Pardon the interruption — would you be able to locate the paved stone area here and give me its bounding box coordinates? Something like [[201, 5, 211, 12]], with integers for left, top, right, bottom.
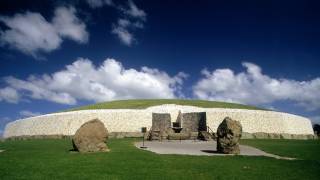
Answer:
[[135, 140, 295, 160]]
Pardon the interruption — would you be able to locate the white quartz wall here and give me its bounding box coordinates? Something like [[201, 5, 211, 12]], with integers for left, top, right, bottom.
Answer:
[[3, 104, 314, 138]]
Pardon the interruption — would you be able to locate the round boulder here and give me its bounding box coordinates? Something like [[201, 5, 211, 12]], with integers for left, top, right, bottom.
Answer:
[[72, 119, 109, 153], [216, 117, 242, 154]]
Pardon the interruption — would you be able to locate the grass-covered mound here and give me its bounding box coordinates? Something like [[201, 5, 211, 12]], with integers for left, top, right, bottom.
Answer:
[[67, 99, 265, 111], [0, 139, 319, 179]]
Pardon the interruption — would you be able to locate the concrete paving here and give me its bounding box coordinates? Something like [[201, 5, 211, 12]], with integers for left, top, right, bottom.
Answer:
[[135, 140, 295, 160]]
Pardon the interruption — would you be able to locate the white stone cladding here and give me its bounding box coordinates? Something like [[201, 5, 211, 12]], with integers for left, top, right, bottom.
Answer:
[[3, 104, 314, 138]]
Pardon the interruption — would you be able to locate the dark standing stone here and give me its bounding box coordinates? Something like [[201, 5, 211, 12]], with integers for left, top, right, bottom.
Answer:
[[152, 113, 171, 131], [216, 117, 242, 154], [181, 112, 207, 133], [149, 113, 172, 140], [72, 119, 109, 153]]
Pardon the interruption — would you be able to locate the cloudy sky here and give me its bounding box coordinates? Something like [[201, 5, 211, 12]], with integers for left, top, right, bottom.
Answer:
[[0, 0, 320, 134]]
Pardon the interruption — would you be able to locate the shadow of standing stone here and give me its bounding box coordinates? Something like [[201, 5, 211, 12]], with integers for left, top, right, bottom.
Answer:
[[72, 119, 109, 153], [217, 117, 242, 154]]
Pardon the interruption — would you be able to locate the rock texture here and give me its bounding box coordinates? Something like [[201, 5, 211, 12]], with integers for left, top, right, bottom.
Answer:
[[167, 132, 190, 140], [180, 112, 207, 133], [199, 131, 214, 141], [149, 113, 173, 140], [152, 113, 171, 132], [72, 119, 109, 153], [217, 117, 242, 154]]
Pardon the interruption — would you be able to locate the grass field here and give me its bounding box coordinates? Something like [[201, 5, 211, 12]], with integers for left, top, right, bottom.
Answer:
[[66, 99, 265, 111], [0, 138, 319, 180]]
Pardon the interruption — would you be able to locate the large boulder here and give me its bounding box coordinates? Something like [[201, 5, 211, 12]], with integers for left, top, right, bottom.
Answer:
[[72, 119, 109, 153], [216, 117, 242, 154]]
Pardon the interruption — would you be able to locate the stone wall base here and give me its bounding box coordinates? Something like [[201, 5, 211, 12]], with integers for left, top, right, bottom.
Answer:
[[4, 132, 145, 141], [5, 135, 73, 140], [3, 132, 318, 140], [242, 132, 318, 140]]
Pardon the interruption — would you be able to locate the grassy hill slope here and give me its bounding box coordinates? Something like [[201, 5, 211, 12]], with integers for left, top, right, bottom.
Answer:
[[66, 99, 266, 111]]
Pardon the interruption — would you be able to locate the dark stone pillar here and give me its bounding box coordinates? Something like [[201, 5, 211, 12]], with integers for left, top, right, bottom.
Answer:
[[150, 113, 172, 140], [152, 113, 171, 131], [181, 112, 207, 133]]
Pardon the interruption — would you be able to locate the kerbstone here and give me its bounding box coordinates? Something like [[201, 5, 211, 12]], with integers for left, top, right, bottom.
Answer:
[[217, 117, 242, 154], [72, 119, 109, 153]]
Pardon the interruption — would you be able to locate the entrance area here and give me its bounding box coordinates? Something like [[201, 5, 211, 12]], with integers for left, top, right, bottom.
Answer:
[[147, 111, 215, 141]]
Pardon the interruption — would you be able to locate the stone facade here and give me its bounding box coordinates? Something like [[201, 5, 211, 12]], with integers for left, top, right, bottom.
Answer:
[[149, 113, 173, 140], [3, 104, 314, 139], [180, 112, 207, 133], [151, 113, 171, 132]]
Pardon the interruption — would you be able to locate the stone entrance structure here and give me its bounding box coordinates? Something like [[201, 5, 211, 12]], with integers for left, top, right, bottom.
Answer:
[[148, 111, 212, 141], [149, 113, 173, 140], [179, 112, 207, 133]]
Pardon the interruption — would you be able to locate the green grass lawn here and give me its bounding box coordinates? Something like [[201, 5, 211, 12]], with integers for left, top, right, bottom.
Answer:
[[0, 138, 319, 180], [240, 139, 320, 161], [66, 99, 265, 112]]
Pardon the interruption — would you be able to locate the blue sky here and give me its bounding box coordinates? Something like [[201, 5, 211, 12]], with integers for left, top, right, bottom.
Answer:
[[0, 0, 320, 135]]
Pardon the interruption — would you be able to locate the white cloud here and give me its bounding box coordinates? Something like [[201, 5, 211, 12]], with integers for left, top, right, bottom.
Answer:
[[52, 7, 89, 43], [4, 77, 77, 105], [2, 58, 187, 105], [118, 18, 131, 27], [0, 6, 88, 58], [123, 0, 146, 20], [193, 62, 320, 111], [19, 110, 42, 118], [86, 0, 113, 8], [0, 87, 19, 103], [0, 12, 61, 57], [85, 0, 146, 46], [111, 25, 134, 46], [111, 1, 146, 46]]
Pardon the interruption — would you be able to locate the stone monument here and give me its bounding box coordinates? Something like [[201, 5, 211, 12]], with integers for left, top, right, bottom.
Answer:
[[72, 119, 109, 153], [216, 117, 242, 154]]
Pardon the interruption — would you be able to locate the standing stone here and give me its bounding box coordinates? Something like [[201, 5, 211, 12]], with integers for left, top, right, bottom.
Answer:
[[217, 117, 242, 154], [150, 113, 172, 140], [180, 112, 207, 133], [152, 113, 171, 132], [72, 119, 109, 153]]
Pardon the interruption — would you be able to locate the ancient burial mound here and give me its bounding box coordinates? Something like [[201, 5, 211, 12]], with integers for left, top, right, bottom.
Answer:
[[72, 119, 109, 153], [3, 99, 315, 140], [217, 117, 242, 154]]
